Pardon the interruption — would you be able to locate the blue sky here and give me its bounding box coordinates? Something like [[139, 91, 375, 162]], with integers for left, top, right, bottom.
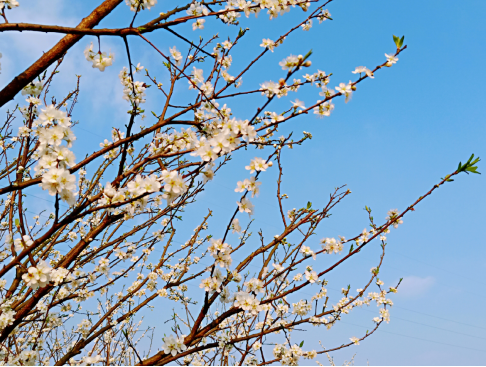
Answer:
[[1, 0, 485, 365]]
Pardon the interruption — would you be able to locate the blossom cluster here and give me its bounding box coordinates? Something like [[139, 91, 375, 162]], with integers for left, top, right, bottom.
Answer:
[[273, 343, 317, 366], [199, 267, 226, 293], [100, 169, 187, 212], [199, 250, 267, 316], [245, 157, 270, 173], [152, 127, 197, 156], [279, 54, 310, 71], [15, 99, 80, 206], [317, 8, 331, 23], [386, 208, 404, 228], [84, 43, 114, 72], [234, 291, 262, 315], [5, 234, 33, 253], [21, 261, 70, 289], [187, 1, 208, 29], [119, 67, 146, 106], [20, 80, 43, 97], [208, 238, 232, 268], [235, 177, 261, 197], [292, 299, 312, 316], [320, 237, 344, 254], [162, 334, 187, 356], [169, 46, 183, 66], [125, 0, 157, 11], [233, 156, 272, 216], [215, 0, 314, 24], [0, 308, 15, 332], [192, 115, 256, 162]]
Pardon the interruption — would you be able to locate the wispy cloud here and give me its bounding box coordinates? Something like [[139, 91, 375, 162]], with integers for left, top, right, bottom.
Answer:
[[397, 275, 435, 298], [0, 0, 77, 86]]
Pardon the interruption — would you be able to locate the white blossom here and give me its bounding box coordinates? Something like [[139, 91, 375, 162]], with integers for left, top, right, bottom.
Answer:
[[125, 0, 157, 11], [0, 0, 20, 10], [237, 197, 254, 215], [84, 43, 114, 72], [162, 334, 187, 356]]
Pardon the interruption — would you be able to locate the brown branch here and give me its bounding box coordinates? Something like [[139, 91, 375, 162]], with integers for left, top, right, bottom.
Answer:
[[0, 23, 138, 36]]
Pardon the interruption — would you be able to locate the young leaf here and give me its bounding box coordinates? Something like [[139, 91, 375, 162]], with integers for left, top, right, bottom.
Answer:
[[457, 154, 481, 175], [303, 49, 313, 61], [441, 174, 454, 182], [299, 340, 304, 347], [393, 35, 405, 49], [238, 27, 249, 37]]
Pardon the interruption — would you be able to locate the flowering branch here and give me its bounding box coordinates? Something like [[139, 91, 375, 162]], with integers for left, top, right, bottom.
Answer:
[[0, 1, 478, 366]]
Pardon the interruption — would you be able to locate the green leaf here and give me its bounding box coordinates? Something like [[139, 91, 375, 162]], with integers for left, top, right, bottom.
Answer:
[[466, 167, 479, 174], [457, 154, 481, 175], [393, 35, 405, 49], [299, 340, 304, 347], [238, 27, 249, 37], [303, 49, 313, 61], [441, 174, 454, 182], [349, 244, 354, 253], [14, 219, 19, 227], [306, 201, 312, 209]]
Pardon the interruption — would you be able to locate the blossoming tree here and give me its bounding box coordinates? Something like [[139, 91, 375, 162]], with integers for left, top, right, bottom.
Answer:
[[0, 0, 480, 365]]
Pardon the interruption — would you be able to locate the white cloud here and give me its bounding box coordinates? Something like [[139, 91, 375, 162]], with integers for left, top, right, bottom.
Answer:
[[0, 0, 77, 86], [396, 275, 435, 298], [0, 0, 127, 120]]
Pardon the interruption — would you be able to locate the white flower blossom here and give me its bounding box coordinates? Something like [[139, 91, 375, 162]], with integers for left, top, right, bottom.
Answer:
[[84, 43, 114, 72], [385, 53, 399, 66], [162, 334, 187, 356], [237, 197, 254, 215], [125, 0, 157, 11], [0, 0, 20, 10]]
